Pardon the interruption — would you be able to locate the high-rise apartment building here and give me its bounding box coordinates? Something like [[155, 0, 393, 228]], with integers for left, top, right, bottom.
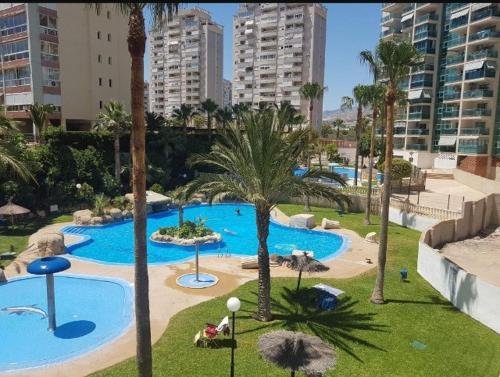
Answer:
[[0, 3, 131, 137], [232, 3, 327, 131], [380, 3, 500, 179], [223, 78, 232, 108], [144, 81, 150, 113], [149, 8, 223, 117]]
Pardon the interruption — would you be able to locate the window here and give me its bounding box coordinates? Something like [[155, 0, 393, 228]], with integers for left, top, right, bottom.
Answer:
[[98, 77, 102, 86], [97, 31, 101, 39], [108, 79, 112, 87], [39, 14, 57, 29], [106, 10, 110, 19], [107, 33, 111, 42], [0, 66, 31, 87], [40, 40, 58, 55], [108, 56, 112, 64], [0, 12, 27, 37], [98, 54, 101, 63], [42, 67, 60, 87], [1, 39, 29, 62], [99, 100, 103, 109]]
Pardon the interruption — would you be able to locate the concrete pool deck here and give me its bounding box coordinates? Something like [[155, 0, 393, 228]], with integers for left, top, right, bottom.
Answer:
[[1, 208, 377, 377]]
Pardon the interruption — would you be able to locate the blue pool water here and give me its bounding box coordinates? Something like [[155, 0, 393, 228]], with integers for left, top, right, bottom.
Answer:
[[63, 204, 347, 265], [0, 275, 132, 371], [330, 166, 383, 181], [293, 167, 309, 176]]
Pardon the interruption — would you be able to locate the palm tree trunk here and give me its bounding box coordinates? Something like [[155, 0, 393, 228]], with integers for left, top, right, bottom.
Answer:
[[336, 125, 340, 140], [128, 7, 152, 377], [371, 95, 394, 305], [207, 113, 212, 143], [364, 109, 378, 225], [354, 106, 362, 186], [114, 135, 121, 182], [318, 149, 322, 172], [256, 203, 272, 321], [295, 269, 303, 295], [178, 205, 184, 227]]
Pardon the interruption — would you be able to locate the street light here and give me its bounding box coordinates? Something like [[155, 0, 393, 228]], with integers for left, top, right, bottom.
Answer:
[[227, 297, 241, 377]]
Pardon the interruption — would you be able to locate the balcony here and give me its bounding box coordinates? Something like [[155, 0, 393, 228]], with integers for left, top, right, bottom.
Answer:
[[410, 79, 433, 88], [439, 128, 458, 135], [448, 3, 468, 13], [394, 127, 406, 135], [406, 144, 428, 151], [458, 143, 488, 154], [470, 7, 500, 23], [450, 17, 468, 30], [467, 49, 498, 61], [414, 46, 435, 54], [459, 127, 489, 135], [445, 54, 464, 66], [443, 91, 461, 100], [443, 74, 462, 84], [415, 13, 439, 25], [441, 109, 460, 118], [411, 63, 434, 73], [464, 69, 496, 81], [381, 14, 400, 24], [408, 111, 431, 120], [447, 36, 467, 48], [469, 30, 500, 43], [462, 108, 492, 117], [398, 80, 409, 90], [394, 142, 405, 149], [463, 89, 494, 99], [407, 128, 430, 135], [381, 27, 402, 39], [414, 30, 437, 41]]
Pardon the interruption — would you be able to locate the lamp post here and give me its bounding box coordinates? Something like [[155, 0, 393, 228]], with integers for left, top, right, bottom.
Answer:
[[76, 183, 82, 209], [407, 153, 414, 201], [227, 297, 241, 377]]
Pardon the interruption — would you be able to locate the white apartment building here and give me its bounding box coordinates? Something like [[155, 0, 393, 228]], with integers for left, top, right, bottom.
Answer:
[[381, 3, 500, 179], [0, 3, 131, 136], [149, 8, 223, 117], [144, 81, 150, 112], [223, 78, 232, 108], [232, 3, 327, 131]]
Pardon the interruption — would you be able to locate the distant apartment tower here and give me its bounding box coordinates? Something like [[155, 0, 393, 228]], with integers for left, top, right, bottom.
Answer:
[[0, 3, 131, 137], [144, 81, 150, 112], [149, 8, 223, 117], [223, 79, 232, 108], [232, 3, 327, 131], [380, 3, 500, 179]]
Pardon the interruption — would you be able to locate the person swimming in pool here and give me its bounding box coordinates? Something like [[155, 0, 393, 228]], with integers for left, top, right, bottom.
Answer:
[[235, 208, 241, 216]]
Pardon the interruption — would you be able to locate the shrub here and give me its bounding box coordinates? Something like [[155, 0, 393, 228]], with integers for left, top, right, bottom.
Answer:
[[157, 217, 213, 239], [93, 193, 110, 216], [76, 183, 95, 206], [111, 195, 127, 210], [380, 158, 412, 180], [149, 183, 165, 195]]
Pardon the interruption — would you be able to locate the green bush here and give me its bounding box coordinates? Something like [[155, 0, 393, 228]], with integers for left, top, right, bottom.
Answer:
[[149, 183, 165, 195], [76, 183, 95, 206], [111, 195, 127, 210], [380, 158, 412, 179], [93, 193, 110, 216], [157, 218, 213, 239]]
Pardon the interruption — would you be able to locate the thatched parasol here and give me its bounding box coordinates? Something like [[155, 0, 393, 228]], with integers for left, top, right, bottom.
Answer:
[[0, 200, 30, 225], [278, 252, 329, 294], [258, 330, 337, 377]]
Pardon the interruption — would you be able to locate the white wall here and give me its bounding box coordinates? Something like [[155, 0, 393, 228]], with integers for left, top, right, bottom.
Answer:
[[433, 153, 458, 169], [454, 169, 500, 193], [418, 242, 500, 334], [388, 206, 440, 231]]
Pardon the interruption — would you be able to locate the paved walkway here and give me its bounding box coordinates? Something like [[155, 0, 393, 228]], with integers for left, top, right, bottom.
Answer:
[[1, 209, 377, 377]]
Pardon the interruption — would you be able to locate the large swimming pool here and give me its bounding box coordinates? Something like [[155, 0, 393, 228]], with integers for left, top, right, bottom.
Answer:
[[0, 275, 132, 371], [329, 165, 383, 181], [63, 203, 348, 265]]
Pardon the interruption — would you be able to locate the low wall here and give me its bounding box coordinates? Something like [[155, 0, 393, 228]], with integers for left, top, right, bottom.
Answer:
[[453, 168, 500, 194], [389, 206, 440, 232], [418, 242, 500, 333]]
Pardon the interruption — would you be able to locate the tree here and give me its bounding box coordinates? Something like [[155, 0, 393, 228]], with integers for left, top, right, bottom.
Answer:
[[332, 119, 345, 140], [95, 100, 131, 182], [299, 82, 327, 134], [25, 103, 55, 144], [145, 111, 165, 133], [274, 101, 304, 133], [320, 124, 334, 138], [170, 186, 190, 227], [172, 104, 197, 137], [368, 40, 419, 305], [214, 106, 233, 130], [200, 99, 218, 143], [341, 84, 371, 186], [182, 109, 349, 321], [90, 4, 179, 377], [232, 103, 250, 128], [324, 143, 342, 163]]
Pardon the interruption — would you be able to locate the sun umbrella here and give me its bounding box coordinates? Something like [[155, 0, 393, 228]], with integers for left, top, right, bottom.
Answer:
[[258, 330, 337, 377], [278, 252, 329, 294], [0, 200, 30, 225]]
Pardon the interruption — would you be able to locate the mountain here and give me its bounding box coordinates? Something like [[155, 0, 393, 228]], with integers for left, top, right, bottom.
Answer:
[[323, 107, 372, 123]]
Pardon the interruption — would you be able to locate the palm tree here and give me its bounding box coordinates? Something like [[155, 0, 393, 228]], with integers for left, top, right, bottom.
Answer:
[[369, 40, 420, 305], [232, 103, 250, 128], [332, 119, 345, 140], [145, 111, 165, 133], [274, 101, 304, 133], [90, 4, 179, 377], [25, 103, 55, 144], [182, 109, 350, 321], [214, 106, 233, 130], [172, 104, 197, 137], [299, 82, 327, 133], [170, 186, 190, 227], [199, 99, 218, 143], [341, 85, 371, 186], [95, 101, 131, 181]]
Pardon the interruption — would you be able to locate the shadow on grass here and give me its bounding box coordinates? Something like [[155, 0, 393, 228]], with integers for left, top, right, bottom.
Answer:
[[239, 287, 388, 361]]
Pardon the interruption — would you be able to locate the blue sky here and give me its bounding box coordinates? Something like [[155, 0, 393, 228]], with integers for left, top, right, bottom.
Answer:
[[145, 3, 381, 111]]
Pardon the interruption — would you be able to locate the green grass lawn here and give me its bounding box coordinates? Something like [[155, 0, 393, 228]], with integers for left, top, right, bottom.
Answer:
[[0, 214, 72, 263], [92, 205, 500, 377]]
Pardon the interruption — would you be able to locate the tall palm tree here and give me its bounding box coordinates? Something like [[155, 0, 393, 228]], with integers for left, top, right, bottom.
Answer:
[[274, 101, 304, 133], [25, 103, 55, 144], [199, 99, 218, 143], [332, 118, 345, 140], [145, 111, 165, 133], [95, 101, 131, 181], [172, 104, 196, 137], [90, 4, 179, 377], [232, 103, 250, 128], [341, 85, 371, 186], [369, 40, 420, 305], [182, 109, 350, 321], [299, 82, 327, 133], [214, 106, 233, 130]]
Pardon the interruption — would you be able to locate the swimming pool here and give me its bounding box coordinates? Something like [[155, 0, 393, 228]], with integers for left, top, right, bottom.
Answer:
[[0, 275, 132, 371], [63, 203, 348, 265], [329, 165, 383, 181]]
